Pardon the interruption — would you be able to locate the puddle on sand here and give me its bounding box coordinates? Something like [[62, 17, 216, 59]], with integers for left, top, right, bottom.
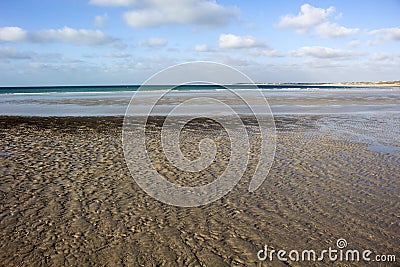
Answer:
[[368, 144, 398, 154]]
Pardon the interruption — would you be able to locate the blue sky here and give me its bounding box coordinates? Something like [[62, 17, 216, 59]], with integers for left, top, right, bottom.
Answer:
[[0, 0, 399, 85]]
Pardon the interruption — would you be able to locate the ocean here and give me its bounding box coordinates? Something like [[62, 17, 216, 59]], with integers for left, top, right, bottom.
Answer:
[[0, 84, 362, 94], [0, 85, 399, 116]]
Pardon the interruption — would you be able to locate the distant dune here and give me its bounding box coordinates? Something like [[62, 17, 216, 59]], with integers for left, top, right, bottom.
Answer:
[[323, 80, 400, 86], [248, 81, 400, 87]]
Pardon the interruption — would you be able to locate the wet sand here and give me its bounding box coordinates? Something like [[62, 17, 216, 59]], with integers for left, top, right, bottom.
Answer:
[[0, 115, 399, 266]]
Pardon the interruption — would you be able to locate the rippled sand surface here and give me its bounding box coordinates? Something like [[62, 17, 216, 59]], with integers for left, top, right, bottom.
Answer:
[[0, 115, 399, 266]]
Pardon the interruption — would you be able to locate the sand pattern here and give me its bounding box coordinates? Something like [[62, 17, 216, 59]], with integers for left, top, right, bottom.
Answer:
[[0, 116, 399, 266]]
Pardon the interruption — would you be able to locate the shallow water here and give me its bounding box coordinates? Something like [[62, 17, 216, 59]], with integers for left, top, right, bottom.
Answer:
[[316, 114, 400, 156], [1, 88, 399, 116], [368, 144, 398, 154]]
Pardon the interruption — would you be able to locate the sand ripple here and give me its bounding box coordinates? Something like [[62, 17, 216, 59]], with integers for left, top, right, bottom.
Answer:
[[0, 116, 399, 266]]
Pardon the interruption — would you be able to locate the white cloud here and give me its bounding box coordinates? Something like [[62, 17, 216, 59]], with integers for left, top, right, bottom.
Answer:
[[348, 39, 360, 47], [0, 27, 28, 42], [219, 34, 265, 49], [277, 4, 334, 34], [371, 52, 400, 61], [196, 37, 277, 57], [247, 48, 281, 57], [217, 55, 254, 67], [292, 46, 360, 59], [334, 12, 343, 20], [121, 0, 238, 28], [276, 4, 358, 39], [104, 52, 132, 58], [369, 27, 400, 42], [139, 37, 167, 47], [93, 14, 109, 28], [0, 47, 33, 59], [195, 44, 211, 52], [301, 58, 347, 69], [89, 0, 136, 6], [0, 26, 121, 46], [316, 22, 359, 38], [34, 27, 116, 45]]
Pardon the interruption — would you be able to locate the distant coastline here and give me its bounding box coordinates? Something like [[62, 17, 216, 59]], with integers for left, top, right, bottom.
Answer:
[[252, 80, 400, 87], [320, 80, 400, 87]]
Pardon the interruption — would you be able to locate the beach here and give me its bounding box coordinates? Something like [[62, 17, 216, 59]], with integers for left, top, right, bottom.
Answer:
[[0, 114, 399, 266], [2, 0, 400, 265]]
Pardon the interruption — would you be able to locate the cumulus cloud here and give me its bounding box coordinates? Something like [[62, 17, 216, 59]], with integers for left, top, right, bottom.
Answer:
[[90, 0, 239, 28], [0, 27, 28, 42], [316, 22, 359, 38], [106, 0, 239, 28], [369, 27, 400, 43], [277, 4, 334, 34], [196, 36, 277, 57], [93, 14, 109, 28], [0, 26, 121, 46], [292, 46, 360, 59], [219, 34, 266, 49], [139, 37, 167, 47], [277, 4, 358, 39]]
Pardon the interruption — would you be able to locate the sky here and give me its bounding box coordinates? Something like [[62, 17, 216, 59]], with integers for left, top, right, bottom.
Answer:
[[0, 0, 399, 85]]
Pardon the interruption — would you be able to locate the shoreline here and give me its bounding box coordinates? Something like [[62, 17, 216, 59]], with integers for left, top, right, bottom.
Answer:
[[1, 87, 399, 117], [0, 114, 372, 131], [1, 113, 399, 137]]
